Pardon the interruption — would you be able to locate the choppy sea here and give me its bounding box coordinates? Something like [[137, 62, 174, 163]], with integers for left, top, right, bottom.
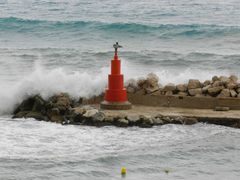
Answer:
[[0, 0, 240, 179]]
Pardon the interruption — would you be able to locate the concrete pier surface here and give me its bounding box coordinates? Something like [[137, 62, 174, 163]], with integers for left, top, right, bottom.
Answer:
[[102, 105, 240, 119], [101, 105, 240, 128]]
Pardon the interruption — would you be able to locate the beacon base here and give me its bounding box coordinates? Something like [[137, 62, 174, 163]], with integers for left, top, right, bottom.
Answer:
[[100, 101, 132, 110]]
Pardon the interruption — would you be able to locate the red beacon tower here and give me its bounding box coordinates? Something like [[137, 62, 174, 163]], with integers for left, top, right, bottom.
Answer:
[[101, 42, 132, 110]]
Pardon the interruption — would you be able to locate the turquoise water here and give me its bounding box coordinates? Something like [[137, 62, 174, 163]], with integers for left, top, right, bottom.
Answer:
[[0, 0, 240, 179]]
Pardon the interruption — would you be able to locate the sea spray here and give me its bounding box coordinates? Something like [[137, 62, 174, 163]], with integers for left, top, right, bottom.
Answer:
[[0, 64, 109, 114]]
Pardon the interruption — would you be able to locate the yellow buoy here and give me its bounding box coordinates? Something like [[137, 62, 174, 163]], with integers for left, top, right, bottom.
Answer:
[[121, 167, 127, 175]]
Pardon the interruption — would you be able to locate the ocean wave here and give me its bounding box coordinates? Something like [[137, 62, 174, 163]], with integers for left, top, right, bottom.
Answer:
[[1, 17, 240, 38]]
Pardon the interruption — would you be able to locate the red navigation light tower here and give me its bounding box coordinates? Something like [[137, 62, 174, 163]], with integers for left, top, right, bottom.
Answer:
[[100, 42, 132, 110]]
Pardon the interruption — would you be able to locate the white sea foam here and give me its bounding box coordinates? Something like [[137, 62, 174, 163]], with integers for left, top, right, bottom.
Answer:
[[0, 63, 109, 114]]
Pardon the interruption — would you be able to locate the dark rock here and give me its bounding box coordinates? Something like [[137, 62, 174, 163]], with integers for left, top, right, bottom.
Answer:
[[138, 115, 153, 128], [32, 95, 46, 113], [13, 111, 30, 118], [50, 115, 64, 123], [14, 96, 35, 113], [116, 118, 129, 127], [47, 108, 64, 123], [162, 116, 171, 123], [92, 112, 106, 126], [171, 116, 184, 124], [25, 112, 46, 121], [183, 117, 198, 125]]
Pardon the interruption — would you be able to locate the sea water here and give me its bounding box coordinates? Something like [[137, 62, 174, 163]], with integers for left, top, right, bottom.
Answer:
[[0, 0, 240, 179]]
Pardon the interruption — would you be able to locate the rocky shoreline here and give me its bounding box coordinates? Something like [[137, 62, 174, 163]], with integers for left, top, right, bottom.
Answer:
[[12, 73, 240, 129]]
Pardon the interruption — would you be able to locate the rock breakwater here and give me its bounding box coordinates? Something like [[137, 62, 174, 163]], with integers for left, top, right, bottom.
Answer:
[[12, 93, 199, 127], [126, 73, 240, 98]]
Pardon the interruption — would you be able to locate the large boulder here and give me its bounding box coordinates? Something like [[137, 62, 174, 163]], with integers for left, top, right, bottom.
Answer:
[[163, 83, 176, 91], [152, 117, 164, 125], [83, 109, 99, 118], [137, 77, 147, 89], [13, 95, 47, 119], [47, 107, 64, 123], [92, 112, 106, 126], [230, 90, 237, 97], [236, 88, 240, 94], [212, 81, 223, 87], [229, 75, 238, 83], [176, 84, 187, 92], [137, 73, 159, 94], [145, 86, 159, 94], [126, 79, 138, 93], [188, 79, 201, 90], [226, 83, 237, 90], [146, 73, 159, 88], [219, 76, 230, 85], [53, 93, 71, 113], [138, 115, 154, 128], [212, 76, 219, 82], [202, 85, 211, 94], [218, 89, 230, 98], [127, 86, 136, 93], [32, 95, 46, 113], [14, 95, 45, 113], [188, 88, 202, 96], [203, 80, 211, 87], [208, 86, 224, 96]]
